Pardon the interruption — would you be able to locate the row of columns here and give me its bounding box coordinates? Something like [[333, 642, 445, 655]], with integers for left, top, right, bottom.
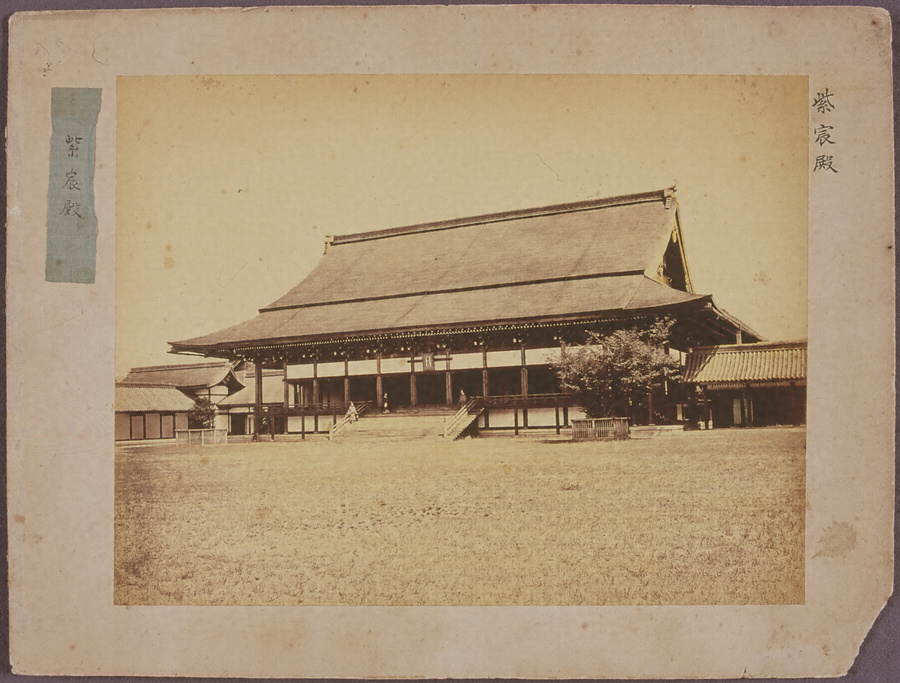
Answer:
[[248, 344, 567, 439], [273, 346, 534, 409]]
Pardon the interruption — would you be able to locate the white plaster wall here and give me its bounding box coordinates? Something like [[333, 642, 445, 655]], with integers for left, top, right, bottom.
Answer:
[[449, 351, 483, 370], [380, 357, 409, 374], [348, 359, 378, 375], [286, 363, 314, 380], [525, 347, 561, 366], [526, 407, 558, 427], [487, 350, 522, 367], [317, 361, 346, 378]]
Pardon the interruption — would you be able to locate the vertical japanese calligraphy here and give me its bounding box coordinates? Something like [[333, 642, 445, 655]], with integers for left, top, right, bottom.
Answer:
[[811, 87, 837, 174], [46, 87, 102, 283]]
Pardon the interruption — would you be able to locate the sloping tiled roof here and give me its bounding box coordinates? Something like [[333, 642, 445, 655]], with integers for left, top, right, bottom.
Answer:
[[263, 191, 681, 312], [122, 361, 243, 391], [683, 341, 807, 385], [171, 188, 756, 354], [114, 383, 196, 412], [175, 275, 710, 349]]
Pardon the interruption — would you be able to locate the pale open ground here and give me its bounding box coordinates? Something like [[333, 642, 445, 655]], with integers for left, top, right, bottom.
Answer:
[[115, 428, 805, 606]]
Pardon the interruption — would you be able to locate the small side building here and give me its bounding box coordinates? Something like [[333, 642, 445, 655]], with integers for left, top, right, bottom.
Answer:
[[122, 361, 245, 404], [682, 340, 807, 428], [114, 383, 195, 441]]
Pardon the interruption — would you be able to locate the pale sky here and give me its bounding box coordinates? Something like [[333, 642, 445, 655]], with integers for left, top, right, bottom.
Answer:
[[116, 75, 808, 378]]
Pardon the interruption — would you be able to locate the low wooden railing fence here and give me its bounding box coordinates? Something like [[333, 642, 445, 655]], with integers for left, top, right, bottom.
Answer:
[[571, 418, 630, 441], [175, 428, 228, 445]]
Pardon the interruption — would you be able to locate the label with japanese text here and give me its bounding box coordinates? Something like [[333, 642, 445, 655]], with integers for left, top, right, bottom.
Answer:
[[46, 87, 102, 283]]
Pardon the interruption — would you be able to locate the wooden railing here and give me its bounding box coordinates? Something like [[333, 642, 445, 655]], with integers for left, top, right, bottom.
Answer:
[[328, 401, 372, 440], [477, 392, 576, 408], [175, 428, 228, 445], [571, 418, 630, 441], [443, 398, 481, 439], [251, 402, 356, 417]]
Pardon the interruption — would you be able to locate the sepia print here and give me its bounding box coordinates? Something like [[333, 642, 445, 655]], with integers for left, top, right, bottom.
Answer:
[[114, 74, 808, 606], [8, 6, 892, 678]]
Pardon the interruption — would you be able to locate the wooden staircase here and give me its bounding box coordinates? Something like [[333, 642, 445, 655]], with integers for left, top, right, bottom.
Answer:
[[333, 405, 457, 442], [443, 399, 484, 441]]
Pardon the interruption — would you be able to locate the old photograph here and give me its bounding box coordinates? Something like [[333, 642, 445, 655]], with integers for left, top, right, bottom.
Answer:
[[113, 74, 808, 606], [8, 5, 894, 678]]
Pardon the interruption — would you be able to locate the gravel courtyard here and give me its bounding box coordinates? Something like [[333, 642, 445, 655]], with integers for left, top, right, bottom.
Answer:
[[115, 428, 805, 606]]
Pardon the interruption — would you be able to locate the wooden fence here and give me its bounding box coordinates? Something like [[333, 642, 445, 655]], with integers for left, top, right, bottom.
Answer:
[[570, 418, 630, 441], [175, 428, 228, 445]]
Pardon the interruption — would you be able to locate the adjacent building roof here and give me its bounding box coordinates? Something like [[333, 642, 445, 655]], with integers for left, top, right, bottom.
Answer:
[[171, 188, 759, 356], [114, 383, 196, 413], [683, 341, 807, 386], [218, 370, 287, 407], [122, 361, 244, 393]]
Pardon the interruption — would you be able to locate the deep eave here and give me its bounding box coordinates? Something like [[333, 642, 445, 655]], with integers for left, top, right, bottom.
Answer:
[[170, 293, 761, 358]]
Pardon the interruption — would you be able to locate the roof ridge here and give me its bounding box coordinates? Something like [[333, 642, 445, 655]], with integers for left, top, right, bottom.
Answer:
[[329, 187, 676, 246], [693, 340, 808, 352], [128, 361, 232, 372], [116, 381, 188, 388]]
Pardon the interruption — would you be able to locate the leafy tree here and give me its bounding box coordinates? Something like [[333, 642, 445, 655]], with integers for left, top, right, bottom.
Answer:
[[188, 397, 217, 429], [550, 318, 682, 418]]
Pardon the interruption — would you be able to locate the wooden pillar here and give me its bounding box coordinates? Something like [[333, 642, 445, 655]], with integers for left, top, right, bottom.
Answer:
[[745, 384, 754, 428], [252, 361, 263, 441], [648, 389, 654, 425], [344, 359, 350, 403], [521, 345, 529, 396], [740, 386, 749, 428], [375, 354, 383, 409], [482, 348, 489, 397], [408, 351, 418, 407], [555, 404, 561, 435], [790, 382, 798, 426], [703, 386, 711, 429], [514, 407, 519, 436], [283, 360, 289, 407], [445, 371, 453, 405], [312, 360, 319, 406]]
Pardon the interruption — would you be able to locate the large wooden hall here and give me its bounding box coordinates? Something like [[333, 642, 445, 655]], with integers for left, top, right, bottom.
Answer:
[[169, 188, 762, 438]]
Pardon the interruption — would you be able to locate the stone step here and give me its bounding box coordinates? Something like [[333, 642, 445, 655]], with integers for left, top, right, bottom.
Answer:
[[337, 414, 449, 441]]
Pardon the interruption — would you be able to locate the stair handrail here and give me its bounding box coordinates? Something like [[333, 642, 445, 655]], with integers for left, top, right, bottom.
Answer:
[[443, 398, 480, 438], [328, 400, 371, 441]]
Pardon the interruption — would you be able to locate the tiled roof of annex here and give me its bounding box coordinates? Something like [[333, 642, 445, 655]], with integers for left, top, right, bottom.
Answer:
[[682, 340, 807, 385], [122, 361, 243, 391], [114, 383, 196, 413]]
